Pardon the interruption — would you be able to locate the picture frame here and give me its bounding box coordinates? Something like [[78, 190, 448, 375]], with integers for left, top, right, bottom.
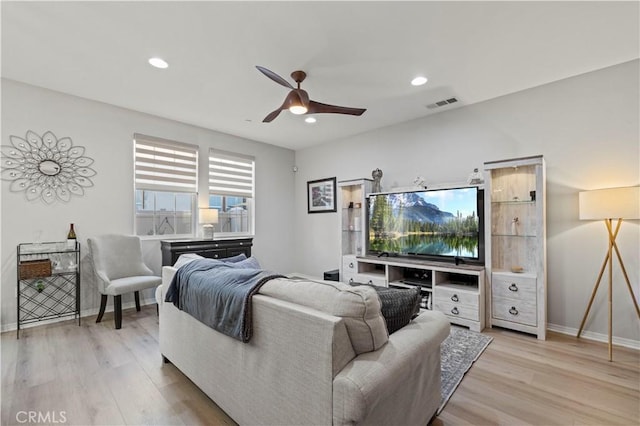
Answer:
[[307, 177, 337, 213]]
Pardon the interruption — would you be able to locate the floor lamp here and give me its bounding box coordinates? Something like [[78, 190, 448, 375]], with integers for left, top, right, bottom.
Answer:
[[577, 186, 640, 361]]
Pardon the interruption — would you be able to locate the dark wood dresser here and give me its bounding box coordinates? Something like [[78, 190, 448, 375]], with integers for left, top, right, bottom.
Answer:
[[161, 238, 253, 266]]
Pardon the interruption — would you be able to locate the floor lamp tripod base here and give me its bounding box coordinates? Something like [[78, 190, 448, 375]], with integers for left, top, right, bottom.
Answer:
[[576, 218, 640, 361]]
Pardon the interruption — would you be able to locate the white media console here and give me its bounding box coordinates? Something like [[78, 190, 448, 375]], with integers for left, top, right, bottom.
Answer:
[[342, 254, 485, 332]]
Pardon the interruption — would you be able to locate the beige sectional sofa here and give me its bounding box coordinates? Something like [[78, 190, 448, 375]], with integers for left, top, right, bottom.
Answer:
[[156, 266, 450, 425]]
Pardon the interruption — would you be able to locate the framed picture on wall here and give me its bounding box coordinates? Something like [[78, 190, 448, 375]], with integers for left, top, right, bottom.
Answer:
[[307, 177, 337, 213]]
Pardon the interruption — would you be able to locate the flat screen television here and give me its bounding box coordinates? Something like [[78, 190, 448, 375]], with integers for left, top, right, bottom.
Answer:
[[367, 187, 484, 264]]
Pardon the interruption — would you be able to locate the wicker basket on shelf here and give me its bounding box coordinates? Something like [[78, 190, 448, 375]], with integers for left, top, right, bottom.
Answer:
[[19, 259, 52, 280]]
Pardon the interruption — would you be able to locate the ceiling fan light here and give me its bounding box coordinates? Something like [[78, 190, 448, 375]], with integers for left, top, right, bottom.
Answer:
[[289, 105, 308, 115]]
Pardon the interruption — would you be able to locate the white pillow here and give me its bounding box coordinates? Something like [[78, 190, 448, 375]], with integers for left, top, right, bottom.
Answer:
[[173, 253, 204, 269]]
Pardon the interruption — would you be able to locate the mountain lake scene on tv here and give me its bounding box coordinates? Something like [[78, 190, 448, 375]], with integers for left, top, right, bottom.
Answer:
[[368, 189, 479, 258]]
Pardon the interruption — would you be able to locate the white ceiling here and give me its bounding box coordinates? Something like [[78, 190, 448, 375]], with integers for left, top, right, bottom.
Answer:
[[2, 1, 638, 150]]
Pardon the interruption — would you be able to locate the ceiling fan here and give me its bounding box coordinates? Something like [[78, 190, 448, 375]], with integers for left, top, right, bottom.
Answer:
[[256, 65, 366, 123]]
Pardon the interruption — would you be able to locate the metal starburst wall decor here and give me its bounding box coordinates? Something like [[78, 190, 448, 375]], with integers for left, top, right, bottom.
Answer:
[[1, 130, 96, 203]]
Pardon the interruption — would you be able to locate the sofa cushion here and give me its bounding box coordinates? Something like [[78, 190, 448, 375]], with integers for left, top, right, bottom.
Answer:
[[259, 277, 388, 354], [350, 283, 421, 334]]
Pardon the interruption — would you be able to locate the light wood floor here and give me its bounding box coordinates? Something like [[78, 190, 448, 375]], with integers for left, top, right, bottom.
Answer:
[[2, 306, 638, 426]]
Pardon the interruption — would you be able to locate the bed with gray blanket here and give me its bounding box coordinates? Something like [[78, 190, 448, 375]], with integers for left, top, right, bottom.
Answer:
[[164, 258, 284, 342]]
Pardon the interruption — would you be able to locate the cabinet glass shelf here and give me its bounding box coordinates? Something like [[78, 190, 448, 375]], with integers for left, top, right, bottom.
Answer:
[[19, 244, 77, 255], [342, 207, 363, 213], [491, 200, 535, 205]]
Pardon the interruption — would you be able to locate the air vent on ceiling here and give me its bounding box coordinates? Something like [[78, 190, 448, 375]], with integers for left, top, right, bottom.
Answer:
[[426, 97, 458, 110]]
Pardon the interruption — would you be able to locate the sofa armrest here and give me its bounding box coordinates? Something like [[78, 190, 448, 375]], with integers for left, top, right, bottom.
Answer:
[[156, 266, 177, 306], [162, 266, 177, 290], [333, 311, 450, 426]]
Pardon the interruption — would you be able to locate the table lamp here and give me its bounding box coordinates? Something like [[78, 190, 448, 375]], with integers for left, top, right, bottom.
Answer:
[[199, 208, 219, 240], [577, 186, 640, 361]]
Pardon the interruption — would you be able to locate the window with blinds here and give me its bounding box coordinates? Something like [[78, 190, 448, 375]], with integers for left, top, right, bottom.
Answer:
[[208, 149, 254, 235], [134, 134, 198, 237]]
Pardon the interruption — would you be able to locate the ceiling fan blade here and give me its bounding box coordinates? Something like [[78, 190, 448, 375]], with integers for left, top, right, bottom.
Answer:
[[307, 100, 366, 116], [295, 89, 309, 107], [262, 107, 283, 123], [256, 65, 294, 89]]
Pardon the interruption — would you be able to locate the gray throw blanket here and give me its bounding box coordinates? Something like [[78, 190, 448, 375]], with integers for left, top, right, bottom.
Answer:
[[165, 259, 284, 342]]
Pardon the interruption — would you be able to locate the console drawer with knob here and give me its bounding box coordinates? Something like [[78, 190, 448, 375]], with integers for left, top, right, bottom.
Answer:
[[433, 300, 480, 322], [342, 255, 357, 275], [433, 285, 480, 322], [492, 296, 537, 326], [436, 286, 480, 307], [491, 273, 536, 301]]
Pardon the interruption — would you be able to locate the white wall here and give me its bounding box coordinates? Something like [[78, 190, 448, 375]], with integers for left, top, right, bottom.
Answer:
[[1, 79, 296, 330], [293, 60, 640, 344]]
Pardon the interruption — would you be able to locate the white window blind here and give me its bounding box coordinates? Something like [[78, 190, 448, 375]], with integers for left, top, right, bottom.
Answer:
[[134, 134, 198, 193], [209, 149, 254, 198]]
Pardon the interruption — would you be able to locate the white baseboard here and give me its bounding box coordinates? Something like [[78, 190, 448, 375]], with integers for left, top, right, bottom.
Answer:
[[1, 297, 158, 333], [547, 322, 640, 350]]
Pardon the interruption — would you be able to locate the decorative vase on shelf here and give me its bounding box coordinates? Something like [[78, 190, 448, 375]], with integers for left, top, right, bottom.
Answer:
[[372, 168, 383, 193], [511, 217, 519, 235]]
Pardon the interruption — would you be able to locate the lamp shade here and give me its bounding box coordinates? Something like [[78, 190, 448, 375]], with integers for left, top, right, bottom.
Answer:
[[579, 186, 640, 220], [199, 208, 219, 224]]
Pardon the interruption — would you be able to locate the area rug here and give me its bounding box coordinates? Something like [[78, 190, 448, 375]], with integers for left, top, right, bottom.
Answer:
[[438, 326, 493, 414]]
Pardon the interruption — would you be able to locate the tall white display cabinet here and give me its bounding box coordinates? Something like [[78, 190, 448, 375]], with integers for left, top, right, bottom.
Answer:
[[484, 155, 547, 339], [339, 179, 372, 281]]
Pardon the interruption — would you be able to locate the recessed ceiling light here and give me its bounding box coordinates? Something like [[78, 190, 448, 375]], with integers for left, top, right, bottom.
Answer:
[[148, 57, 169, 69], [411, 76, 428, 86], [305, 117, 317, 124]]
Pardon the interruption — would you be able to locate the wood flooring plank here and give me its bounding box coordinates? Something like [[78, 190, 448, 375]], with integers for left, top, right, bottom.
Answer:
[[85, 318, 137, 370], [457, 368, 634, 425], [6, 371, 126, 426], [100, 361, 186, 425], [115, 318, 183, 389]]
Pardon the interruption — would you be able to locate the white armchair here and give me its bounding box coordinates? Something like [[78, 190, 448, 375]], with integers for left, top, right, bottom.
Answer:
[[87, 234, 161, 329]]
